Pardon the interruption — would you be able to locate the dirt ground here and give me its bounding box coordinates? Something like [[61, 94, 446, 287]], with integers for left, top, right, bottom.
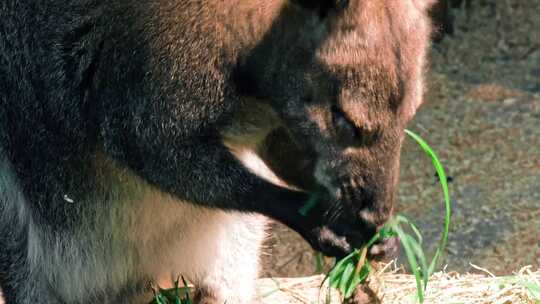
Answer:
[[262, 0, 540, 278]]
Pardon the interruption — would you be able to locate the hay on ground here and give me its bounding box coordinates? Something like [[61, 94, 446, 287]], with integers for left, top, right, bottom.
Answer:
[[257, 264, 540, 304]]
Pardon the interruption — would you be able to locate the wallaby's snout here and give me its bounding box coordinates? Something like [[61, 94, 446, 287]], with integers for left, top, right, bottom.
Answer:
[[267, 58, 405, 259], [309, 146, 402, 260]]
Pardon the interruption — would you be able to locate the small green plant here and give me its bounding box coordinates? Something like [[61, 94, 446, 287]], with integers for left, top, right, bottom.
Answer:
[[305, 129, 452, 302], [149, 276, 192, 304]]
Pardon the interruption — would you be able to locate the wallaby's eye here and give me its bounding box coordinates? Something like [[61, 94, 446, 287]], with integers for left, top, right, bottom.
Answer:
[[331, 105, 360, 147], [331, 105, 380, 147]]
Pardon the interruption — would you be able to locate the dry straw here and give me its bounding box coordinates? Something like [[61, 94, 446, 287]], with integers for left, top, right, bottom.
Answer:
[[257, 263, 540, 304]]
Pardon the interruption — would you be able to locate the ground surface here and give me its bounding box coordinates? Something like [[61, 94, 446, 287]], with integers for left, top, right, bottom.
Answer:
[[263, 0, 540, 278], [257, 266, 539, 303]]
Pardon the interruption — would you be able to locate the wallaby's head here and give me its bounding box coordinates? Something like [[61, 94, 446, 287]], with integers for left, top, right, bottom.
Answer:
[[235, 0, 433, 247]]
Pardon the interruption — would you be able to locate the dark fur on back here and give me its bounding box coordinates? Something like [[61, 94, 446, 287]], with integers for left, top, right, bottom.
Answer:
[[0, 1, 433, 303]]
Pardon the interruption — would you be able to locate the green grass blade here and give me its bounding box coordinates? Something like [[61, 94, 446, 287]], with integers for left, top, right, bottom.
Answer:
[[365, 231, 382, 248], [378, 225, 398, 240], [405, 129, 452, 277], [393, 222, 424, 302], [328, 252, 355, 288], [344, 273, 359, 299], [338, 263, 355, 294], [299, 192, 320, 216], [181, 276, 191, 302], [156, 294, 169, 304], [345, 263, 371, 298], [404, 234, 429, 290], [315, 252, 325, 273], [394, 215, 423, 244]]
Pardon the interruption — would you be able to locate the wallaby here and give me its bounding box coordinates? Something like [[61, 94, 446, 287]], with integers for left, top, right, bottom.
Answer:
[[0, 0, 434, 303]]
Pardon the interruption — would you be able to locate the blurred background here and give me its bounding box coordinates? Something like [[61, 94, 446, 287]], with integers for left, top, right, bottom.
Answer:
[[263, 0, 540, 278]]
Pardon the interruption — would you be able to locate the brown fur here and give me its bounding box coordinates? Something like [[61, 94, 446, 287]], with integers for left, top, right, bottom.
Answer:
[[0, 1, 434, 303]]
